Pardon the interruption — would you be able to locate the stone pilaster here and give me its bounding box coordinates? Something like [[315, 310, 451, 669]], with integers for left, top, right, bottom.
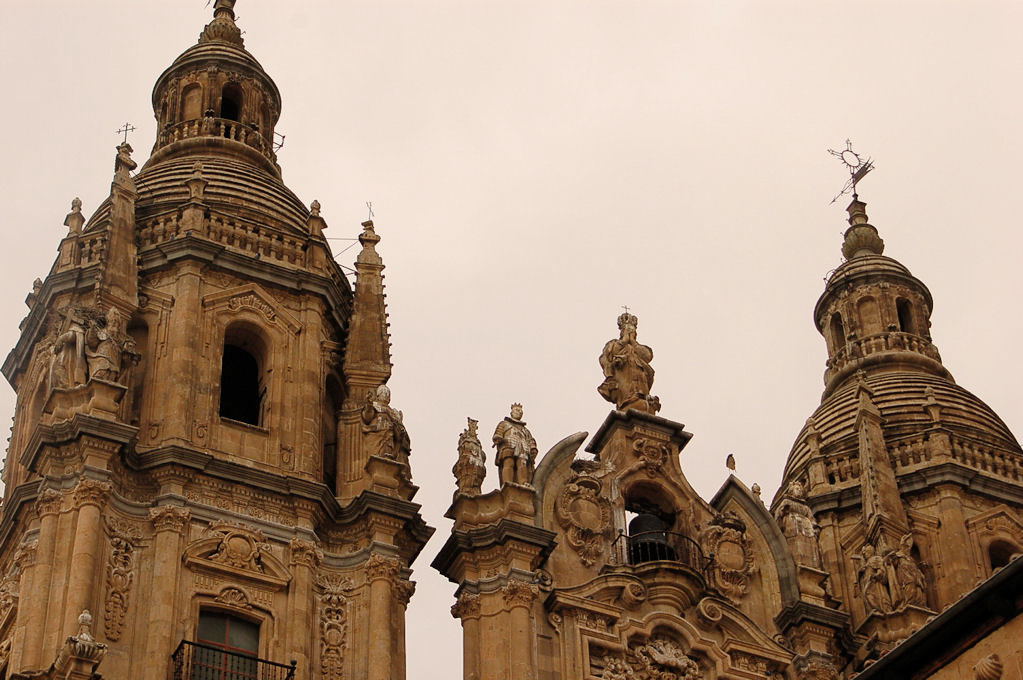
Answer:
[[365, 554, 402, 680], [143, 506, 189, 680], [62, 481, 112, 642]]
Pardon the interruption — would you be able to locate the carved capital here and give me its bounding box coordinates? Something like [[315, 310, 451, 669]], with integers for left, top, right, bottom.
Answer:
[[35, 489, 64, 517], [394, 579, 416, 606], [73, 480, 112, 509], [149, 506, 190, 533], [794, 651, 840, 680], [290, 539, 323, 569], [365, 554, 402, 583], [450, 592, 481, 620], [501, 580, 539, 609]]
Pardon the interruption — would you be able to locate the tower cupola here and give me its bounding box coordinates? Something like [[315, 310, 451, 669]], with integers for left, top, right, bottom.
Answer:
[[150, 0, 283, 176], [814, 196, 947, 397]]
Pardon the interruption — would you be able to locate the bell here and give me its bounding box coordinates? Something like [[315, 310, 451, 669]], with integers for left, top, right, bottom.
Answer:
[[627, 513, 677, 563]]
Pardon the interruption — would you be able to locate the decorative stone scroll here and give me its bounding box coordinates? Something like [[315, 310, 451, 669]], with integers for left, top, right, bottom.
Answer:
[[316, 573, 354, 680], [555, 475, 613, 567], [365, 553, 402, 582], [632, 437, 670, 473], [184, 521, 290, 589], [701, 511, 755, 601], [598, 638, 700, 680]]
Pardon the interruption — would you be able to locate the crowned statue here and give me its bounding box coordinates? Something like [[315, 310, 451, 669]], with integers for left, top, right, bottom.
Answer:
[[493, 403, 538, 487], [598, 311, 660, 414]]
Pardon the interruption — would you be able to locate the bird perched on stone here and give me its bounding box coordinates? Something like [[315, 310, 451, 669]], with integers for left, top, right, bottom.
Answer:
[[726, 454, 736, 471]]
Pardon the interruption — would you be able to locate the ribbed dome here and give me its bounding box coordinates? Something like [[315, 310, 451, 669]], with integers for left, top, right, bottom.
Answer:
[[85, 156, 309, 235], [783, 371, 1022, 479]]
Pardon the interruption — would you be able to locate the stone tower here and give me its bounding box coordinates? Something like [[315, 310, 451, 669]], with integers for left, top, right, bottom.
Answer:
[[774, 196, 1023, 664], [0, 3, 430, 679]]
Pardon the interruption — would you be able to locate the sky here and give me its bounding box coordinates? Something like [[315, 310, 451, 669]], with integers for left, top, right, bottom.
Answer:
[[1, 1, 1021, 678]]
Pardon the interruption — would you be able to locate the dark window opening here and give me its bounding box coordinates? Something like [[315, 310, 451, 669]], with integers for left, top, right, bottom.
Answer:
[[829, 312, 846, 350], [989, 540, 1019, 571], [322, 377, 342, 494], [195, 610, 259, 680], [221, 84, 243, 122], [896, 298, 914, 334], [220, 344, 263, 426]]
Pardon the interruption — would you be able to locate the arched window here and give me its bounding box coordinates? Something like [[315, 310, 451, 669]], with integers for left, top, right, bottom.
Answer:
[[219, 325, 267, 427], [195, 609, 260, 679], [322, 377, 342, 494], [896, 298, 914, 334], [221, 83, 244, 122], [829, 313, 846, 350], [182, 84, 203, 121], [989, 540, 1020, 571]]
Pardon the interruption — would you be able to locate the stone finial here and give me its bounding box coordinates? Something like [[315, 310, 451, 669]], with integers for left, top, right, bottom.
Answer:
[[186, 161, 207, 201], [77, 610, 95, 642], [841, 197, 884, 260], [751, 483, 763, 502], [597, 312, 661, 414], [726, 453, 736, 471], [307, 200, 327, 238], [923, 386, 942, 423], [200, 0, 244, 46], [310, 199, 321, 217], [64, 197, 85, 234], [356, 220, 383, 266]]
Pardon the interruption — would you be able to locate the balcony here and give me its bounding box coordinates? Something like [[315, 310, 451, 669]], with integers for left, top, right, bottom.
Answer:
[[172, 640, 296, 680], [157, 117, 278, 164], [609, 530, 708, 574]]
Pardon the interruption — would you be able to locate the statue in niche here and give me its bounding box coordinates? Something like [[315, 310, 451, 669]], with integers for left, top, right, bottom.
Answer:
[[493, 403, 537, 487], [453, 417, 486, 496], [49, 307, 89, 389], [598, 312, 660, 414], [887, 533, 927, 608], [85, 307, 131, 382], [854, 542, 892, 614], [361, 385, 410, 460], [775, 481, 822, 568]]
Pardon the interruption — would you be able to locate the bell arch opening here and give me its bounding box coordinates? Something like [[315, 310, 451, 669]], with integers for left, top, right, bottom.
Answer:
[[988, 539, 1020, 572], [896, 297, 914, 334], [221, 83, 244, 123], [218, 323, 269, 427]]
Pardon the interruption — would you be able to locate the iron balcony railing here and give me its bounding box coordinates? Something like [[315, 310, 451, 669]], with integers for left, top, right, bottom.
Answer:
[[610, 530, 709, 574], [172, 640, 296, 680]]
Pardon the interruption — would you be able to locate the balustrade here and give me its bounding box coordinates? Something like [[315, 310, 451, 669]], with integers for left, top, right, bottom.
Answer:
[[159, 117, 277, 163]]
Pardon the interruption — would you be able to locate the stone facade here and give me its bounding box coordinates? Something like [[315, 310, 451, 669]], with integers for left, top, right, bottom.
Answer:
[[0, 3, 430, 679], [1, 3, 1021, 680]]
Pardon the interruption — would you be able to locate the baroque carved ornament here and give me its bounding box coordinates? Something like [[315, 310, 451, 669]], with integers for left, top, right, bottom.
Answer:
[[598, 638, 701, 680], [316, 573, 354, 680], [701, 511, 756, 601], [103, 521, 141, 641], [556, 475, 614, 567]]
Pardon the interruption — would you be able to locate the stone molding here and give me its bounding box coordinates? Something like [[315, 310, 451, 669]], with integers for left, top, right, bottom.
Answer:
[[149, 505, 190, 533]]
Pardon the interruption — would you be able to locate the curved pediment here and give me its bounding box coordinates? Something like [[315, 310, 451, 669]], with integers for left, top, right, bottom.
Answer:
[[183, 521, 291, 590]]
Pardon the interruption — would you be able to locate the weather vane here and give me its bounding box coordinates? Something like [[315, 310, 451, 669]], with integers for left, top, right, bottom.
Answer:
[[828, 139, 873, 204], [366, 201, 374, 221], [116, 122, 136, 144]]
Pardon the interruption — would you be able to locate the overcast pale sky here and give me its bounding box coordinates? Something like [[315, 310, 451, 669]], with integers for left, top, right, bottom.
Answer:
[[1, 2, 1021, 678]]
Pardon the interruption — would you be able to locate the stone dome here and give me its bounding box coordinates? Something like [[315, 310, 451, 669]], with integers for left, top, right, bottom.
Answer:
[[85, 155, 310, 235], [783, 371, 1022, 481]]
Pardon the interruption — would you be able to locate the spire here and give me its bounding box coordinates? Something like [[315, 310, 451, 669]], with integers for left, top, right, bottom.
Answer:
[[841, 196, 885, 260], [200, 0, 244, 47], [343, 220, 392, 381], [96, 144, 139, 312]]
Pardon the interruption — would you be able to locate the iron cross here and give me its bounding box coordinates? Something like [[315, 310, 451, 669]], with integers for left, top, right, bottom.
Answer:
[[116, 122, 137, 144]]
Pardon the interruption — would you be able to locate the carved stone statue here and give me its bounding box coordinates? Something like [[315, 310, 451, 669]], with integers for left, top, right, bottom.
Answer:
[[887, 533, 927, 608], [598, 312, 660, 414], [493, 403, 537, 487], [775, 481, 822, 568], [49, 308, 89, 389], [453, 417, 486, 496], [854, 542, 892, 614], [113, 142, 137, 187], [361, 385, 410, 460], [85, 307, 128, 382]]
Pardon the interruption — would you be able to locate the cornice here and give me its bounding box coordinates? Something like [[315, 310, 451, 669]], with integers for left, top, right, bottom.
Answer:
[[431, 518, 557, 581]]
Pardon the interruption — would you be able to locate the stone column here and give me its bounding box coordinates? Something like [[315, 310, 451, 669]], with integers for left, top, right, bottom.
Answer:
[[21, 490, 62, 671], [144, 506, 190, 680], [502, 581, 539, 680], [161, 263, 203, 446], [287, 539, 322, 673], [62, 481, 111, 641], [451, 593, 482, 680], [934, 485, 975, 602], [365, 554, 401, 680]]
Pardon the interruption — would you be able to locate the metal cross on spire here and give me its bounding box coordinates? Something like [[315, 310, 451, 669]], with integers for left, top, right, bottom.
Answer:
[[116, 122, 136, 144], [366, 202, 374, 221], [621, 305, 631, 315], [828, 139, 874, 204]]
